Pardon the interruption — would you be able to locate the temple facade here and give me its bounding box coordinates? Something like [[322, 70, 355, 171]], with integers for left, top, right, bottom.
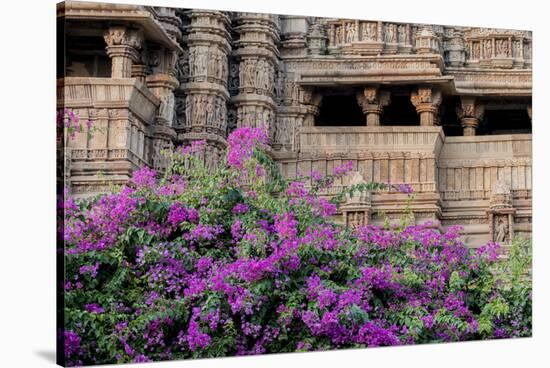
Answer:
[[57, 1, 532, 247]]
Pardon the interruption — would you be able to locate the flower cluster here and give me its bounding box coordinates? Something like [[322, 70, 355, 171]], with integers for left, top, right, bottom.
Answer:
[[227, 127, 268, 169], [57, 108, 93, 142], [61, 127, 531, 366]]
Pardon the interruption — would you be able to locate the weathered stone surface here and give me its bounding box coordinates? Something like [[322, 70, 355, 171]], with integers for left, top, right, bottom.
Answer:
[[58, 2, 532, 245]]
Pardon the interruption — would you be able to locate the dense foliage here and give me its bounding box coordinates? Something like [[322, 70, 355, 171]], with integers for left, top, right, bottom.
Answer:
[[61, 127, 531, 366]]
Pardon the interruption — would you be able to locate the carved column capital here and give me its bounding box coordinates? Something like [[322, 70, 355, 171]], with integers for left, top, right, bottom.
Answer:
[[410, 86, 441, 126], [356, 86, 391, 126], [456, 97, 485, 136], [103, 26, 144, 78], [300, 87, 322, 127], [103, 26, 144, 49]]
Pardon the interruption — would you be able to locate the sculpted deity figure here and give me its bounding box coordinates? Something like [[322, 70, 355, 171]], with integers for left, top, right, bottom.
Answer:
[[221, 54, 228, 81], [205, 98, 214, 126], [347, 23, 356, 43], [397, 24, 406, 43], [347, 212, 365, 229], [495, 216, 508, 243], [385, 24, 396, 43], [209, 51, 218, 78], [484, 39, 493, 58], [159, 93, 175, 124], [196, 96, 206, 123], [472, 42, 480, 59], [513, 39, 521, 57], [335, 25, 343, 45], [245, 60, 255, 87], [328, 28, 334, 46]]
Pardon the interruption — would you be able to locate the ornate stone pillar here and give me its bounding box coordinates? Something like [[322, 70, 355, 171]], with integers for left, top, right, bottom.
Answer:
[[300, 86, 322, 127], [145, 47, 179, 171], [103, 26, 144, 78], [232, 13, 280, 142], [273, 74, 307, 152], [456, 97, 485, 136], [410, 86, 442, 126], [179, 10, 232, 169], [356, 86, 391, 126]]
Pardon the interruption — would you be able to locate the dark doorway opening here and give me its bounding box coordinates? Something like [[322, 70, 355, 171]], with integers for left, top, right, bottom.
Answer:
[[316, 95, 365, 126], [478, 109, 531, 135], [66, 35, 111, 78], [440, 96, 462, 136], [381, 95, 418, 126]]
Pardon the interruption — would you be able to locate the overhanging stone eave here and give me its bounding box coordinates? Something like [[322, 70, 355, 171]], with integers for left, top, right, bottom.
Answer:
[[453, 85, 532, 96], [446, 67, 532, 96], [296, 74, 453, 86], [59, 1, 183, 54]]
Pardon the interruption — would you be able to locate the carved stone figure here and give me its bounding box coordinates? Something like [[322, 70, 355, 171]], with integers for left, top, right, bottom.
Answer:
[[472, 42, 480, 59], [158, 93, 175, 125], [398, 24, 406, 43], [385, 24, 396, 43], [494, 216, 508, 243], [483, 39, 493, 58]]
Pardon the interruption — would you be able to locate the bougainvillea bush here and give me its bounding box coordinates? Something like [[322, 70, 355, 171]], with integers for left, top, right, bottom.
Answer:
[[60, 127, 531, 366]]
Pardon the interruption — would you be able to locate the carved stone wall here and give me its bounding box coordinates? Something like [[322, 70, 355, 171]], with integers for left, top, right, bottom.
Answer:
[[58, 3, 532, 246], [177, 10, 232, 167], [232, 12, 280, 148]]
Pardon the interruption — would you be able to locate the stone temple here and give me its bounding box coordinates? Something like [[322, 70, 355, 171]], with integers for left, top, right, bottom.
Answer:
[[57, 1, 532, 246]]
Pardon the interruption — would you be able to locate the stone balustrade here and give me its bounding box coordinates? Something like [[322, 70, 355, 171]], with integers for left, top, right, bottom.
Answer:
[[57, 77, 160, 196], [439, 134, 532, 201]]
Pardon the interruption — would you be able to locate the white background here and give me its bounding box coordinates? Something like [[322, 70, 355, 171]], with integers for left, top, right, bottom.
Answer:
[[0, 0, 548, 367]]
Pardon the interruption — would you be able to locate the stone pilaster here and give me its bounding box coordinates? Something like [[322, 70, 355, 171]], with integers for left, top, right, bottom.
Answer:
[[410, 86, 442, 126], [103, 26, 144, 78], [456, 97, 485, 136], [356, 86, 391, 126], [145, 47, 179, 171], [232, 12, 280, 143], [178, 10, 232, 170]]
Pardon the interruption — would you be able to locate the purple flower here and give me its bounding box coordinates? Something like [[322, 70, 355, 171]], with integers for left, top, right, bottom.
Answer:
[[131, 166, 157, 188], [227, 127, 268, 169], [232, 203, 250, 214], [79, 262, 99, 278], [133, 354, 152, 363], [332, 160, 354, 177], [64, 330, 80, 358], [274, 213, 298, 239], [85, 303, 104, 314]]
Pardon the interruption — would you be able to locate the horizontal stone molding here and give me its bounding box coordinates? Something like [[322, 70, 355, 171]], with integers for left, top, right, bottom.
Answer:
[[440, 134, 532, 160], [299, 126, 444, 154], [68, 147, 148, 166], [57, 77, 160, 123]]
